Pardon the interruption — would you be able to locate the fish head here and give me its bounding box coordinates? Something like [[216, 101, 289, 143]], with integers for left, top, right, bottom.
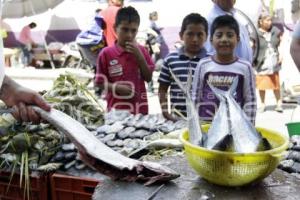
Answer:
[[139, 161, 180, 185]]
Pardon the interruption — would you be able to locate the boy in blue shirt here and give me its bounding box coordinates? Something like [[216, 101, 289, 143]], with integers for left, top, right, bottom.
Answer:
[[158, 13, 208, 121]]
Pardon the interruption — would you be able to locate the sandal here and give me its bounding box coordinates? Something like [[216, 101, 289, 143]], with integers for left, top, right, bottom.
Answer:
[[275, 106, 283, 113]]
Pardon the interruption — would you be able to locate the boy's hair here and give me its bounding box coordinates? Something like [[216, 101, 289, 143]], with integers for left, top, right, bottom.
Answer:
[[115, 6, 140, 27], [180, 13, 208, 35], [210, 15, 239, 37]]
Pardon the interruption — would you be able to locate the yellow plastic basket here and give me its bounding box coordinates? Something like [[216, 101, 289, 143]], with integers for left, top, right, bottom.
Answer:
[[179, 125, 289, 186]]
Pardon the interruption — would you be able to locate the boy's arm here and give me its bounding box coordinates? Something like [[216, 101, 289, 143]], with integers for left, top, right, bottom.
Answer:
[[97, 82, 134, 96], [158, 83, 177, 121], [125, 42, 154, 82], [243, 64, 257, 125]]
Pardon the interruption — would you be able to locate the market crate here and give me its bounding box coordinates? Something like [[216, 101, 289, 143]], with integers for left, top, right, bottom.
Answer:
[[0, 170, 48, 200], [50, 173, 100, 200]]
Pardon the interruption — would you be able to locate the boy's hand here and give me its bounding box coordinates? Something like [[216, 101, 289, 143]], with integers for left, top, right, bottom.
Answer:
[[125, 41, 143, 58], [162, 112, 178, 122], [114, 83, 136, 98]]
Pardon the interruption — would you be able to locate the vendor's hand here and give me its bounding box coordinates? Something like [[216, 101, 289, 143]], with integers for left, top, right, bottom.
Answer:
[[114, 83, 136, 99], [10, 88, 51, 123], [0, 76, 51, 123]]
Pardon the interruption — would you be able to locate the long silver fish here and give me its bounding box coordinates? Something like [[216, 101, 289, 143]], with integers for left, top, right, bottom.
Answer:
[[207, 77, 262, 153], [33, 107, 179, 185], [169, 69, 203, 146], [204, 88, 233, 150]]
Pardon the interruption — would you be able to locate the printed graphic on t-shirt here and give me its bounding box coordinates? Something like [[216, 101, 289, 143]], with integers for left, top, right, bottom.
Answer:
[[207, 74, 236, 87], [199, 71, 244, 121], [108, 64, 123, 77]]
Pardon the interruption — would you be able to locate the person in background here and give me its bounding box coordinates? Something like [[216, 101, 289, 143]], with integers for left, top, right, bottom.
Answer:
[[95, 6, 155, 114], [158, 13, 208, 121], [76, 14, 106, 70], [148, 11, 163, 62], [205, 0, 253, 63], [149, 11, 163, 36], [100, 0, 124, 47], [18, 22, 37, 66], [254, 12, 283, 113], [146, 11, 162, 93], [192, 15, 256, 124], [290, 21, 300, 72]]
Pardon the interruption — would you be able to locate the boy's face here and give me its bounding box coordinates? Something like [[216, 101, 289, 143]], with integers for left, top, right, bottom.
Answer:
[[211, 26, 239, 57], [180, 23, 207, 55], [115, 21, 139, 47]]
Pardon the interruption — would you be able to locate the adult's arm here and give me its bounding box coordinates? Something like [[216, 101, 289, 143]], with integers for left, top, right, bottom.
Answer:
[[290, 37, 300, 72], [290, 22, 300, 72]]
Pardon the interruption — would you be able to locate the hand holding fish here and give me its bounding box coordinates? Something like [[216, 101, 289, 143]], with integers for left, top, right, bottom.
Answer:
[[0, 76, 51, 123]]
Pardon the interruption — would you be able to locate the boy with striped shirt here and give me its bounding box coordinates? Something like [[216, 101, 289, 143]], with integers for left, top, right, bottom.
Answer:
[[158, 13, 208, 121]]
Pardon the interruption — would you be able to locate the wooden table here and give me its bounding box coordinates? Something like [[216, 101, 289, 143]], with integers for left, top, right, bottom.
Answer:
[[92, 155, 300, 200]]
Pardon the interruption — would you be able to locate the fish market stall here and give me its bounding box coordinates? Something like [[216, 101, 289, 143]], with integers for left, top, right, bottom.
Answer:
[[92, 155, 300, 200]]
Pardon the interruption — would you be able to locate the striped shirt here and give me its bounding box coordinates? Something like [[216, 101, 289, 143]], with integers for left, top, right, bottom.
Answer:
[[192, 56, 256, 124], [158, 47, 207, 116]]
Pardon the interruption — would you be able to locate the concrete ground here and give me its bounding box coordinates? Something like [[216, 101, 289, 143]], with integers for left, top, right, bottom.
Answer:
[[5, 66, 300, 138]]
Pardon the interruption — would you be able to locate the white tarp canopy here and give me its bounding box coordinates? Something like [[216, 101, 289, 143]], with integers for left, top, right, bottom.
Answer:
[[1, 0, 63, 19]]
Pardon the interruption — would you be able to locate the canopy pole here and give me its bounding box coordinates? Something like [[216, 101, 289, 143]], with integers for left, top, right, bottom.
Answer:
[[29, 0, 55, 69]]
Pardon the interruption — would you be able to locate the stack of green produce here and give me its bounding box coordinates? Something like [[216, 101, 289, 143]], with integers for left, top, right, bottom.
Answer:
[[43, 74, 105, 129]]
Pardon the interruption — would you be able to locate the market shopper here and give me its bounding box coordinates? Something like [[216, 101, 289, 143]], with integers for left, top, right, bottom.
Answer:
[[205, 0, 253, 63], [18, 22, 37, 66], [192, 15, 256, 124], [254, 13, 283, 113], [290, 21, 300, 72], [158, 13, 208, 121], [100, 0, 124, 46], [95, 6, 155, 114]]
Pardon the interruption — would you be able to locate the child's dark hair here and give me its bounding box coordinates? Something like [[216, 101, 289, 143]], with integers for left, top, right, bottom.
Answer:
[[180, 13, 208, 35], [115, 6, 140, 27], [210, 15, 239, 37]]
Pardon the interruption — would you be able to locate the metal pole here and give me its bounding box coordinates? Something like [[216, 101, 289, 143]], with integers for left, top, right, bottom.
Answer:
[[29, 0, 55, 69]]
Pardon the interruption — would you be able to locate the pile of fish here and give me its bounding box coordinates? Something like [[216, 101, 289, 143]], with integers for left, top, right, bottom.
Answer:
[[50, 109, 186, 171], [278, 135, 300, 174], [171, 70, 271, 153], [34, 107, 180, 185], [95, 110, 186, 153]]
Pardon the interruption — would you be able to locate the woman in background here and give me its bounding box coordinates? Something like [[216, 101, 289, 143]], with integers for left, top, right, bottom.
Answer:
[[254, 12, 283, 113]]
